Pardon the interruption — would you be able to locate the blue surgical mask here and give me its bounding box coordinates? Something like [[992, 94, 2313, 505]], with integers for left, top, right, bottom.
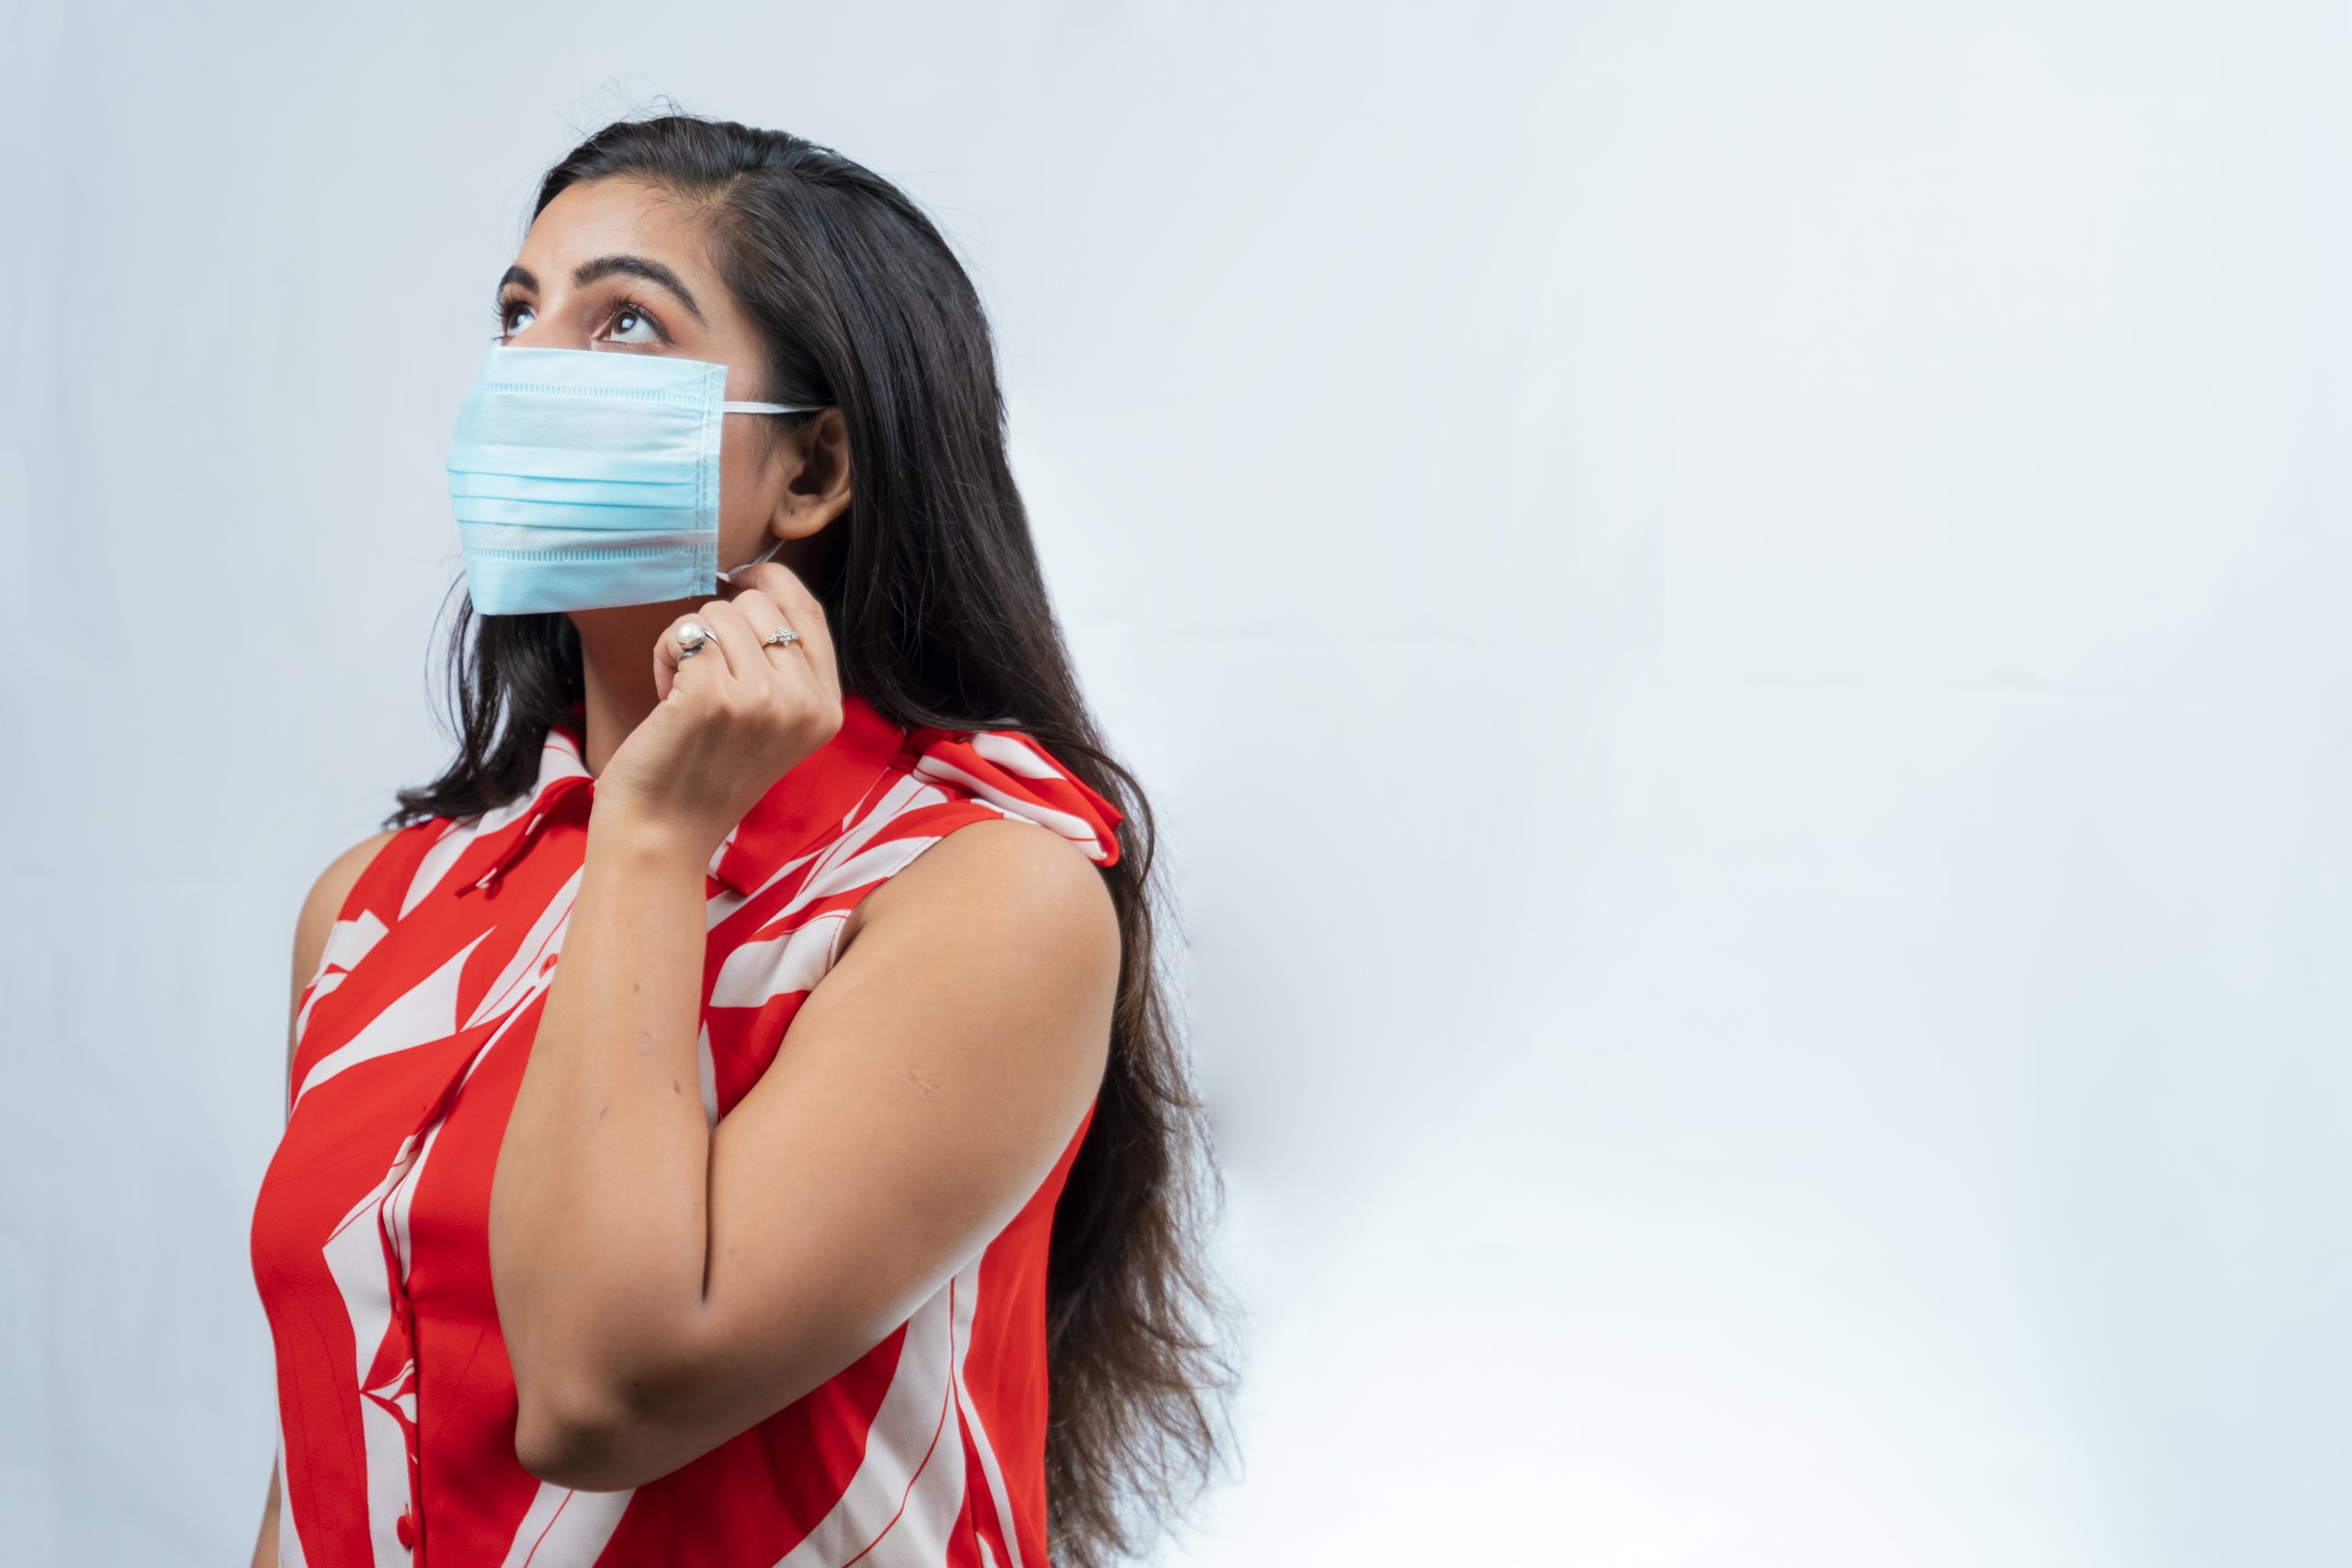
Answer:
[[445, 344, 822, 615]]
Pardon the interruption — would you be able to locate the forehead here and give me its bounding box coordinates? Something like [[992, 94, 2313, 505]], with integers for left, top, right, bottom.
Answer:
[[516, 176, 717, 286]]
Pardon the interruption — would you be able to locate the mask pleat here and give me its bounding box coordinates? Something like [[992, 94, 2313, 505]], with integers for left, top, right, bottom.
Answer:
[[444, 344, 739, 613]]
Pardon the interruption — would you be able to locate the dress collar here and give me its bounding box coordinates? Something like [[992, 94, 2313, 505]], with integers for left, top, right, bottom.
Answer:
[[464, 688, 1121, 899], [539, 689, 917, 897]]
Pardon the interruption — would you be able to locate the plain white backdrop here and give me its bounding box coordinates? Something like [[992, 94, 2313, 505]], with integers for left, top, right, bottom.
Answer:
[[5, 1, 2348, 1562]]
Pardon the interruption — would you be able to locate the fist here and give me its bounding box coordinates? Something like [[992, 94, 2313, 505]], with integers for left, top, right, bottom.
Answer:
[[593, 560, 845, 858]]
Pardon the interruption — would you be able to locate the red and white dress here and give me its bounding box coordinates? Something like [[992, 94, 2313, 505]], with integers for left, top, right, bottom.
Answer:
[[249, 691, 1124, 1567]]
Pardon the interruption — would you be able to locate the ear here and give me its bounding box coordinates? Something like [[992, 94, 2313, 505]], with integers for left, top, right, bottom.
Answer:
[[770, 408, 854, 543]]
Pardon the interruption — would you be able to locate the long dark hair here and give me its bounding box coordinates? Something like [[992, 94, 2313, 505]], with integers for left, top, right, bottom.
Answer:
[[387, 111, 1239, 1565]]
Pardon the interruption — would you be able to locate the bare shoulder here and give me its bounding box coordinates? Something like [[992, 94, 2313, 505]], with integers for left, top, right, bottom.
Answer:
[[297, 828, 406, 946], [288, 828, 406, 1034], [837, 814, 1121, 984]]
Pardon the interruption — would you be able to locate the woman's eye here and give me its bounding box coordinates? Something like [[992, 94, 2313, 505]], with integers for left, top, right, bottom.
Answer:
[[608, 304, 662, 344], [487, 296, 662, 344]]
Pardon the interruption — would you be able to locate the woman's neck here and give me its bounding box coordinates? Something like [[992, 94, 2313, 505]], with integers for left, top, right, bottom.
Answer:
[[567, 604, 683, 780]]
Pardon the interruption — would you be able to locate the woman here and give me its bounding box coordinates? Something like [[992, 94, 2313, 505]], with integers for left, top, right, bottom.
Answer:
[[248, 113, 1233, 1568]]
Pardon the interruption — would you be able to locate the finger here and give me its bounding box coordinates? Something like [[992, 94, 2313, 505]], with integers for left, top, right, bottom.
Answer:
[[652, 616, 690, 702], [689, 597, 770, 687], [720, 584, 816, 679], [726, 562, 838, 704], [654, 611, 734, 703], [717, 564, 824, 685]]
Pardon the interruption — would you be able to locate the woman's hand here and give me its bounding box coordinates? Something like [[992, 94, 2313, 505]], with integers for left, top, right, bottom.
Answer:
[[593, 560, 845, 858]]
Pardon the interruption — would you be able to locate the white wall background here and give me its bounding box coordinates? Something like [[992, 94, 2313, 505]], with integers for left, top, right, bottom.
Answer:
[[5, 1, 2347, 1562]]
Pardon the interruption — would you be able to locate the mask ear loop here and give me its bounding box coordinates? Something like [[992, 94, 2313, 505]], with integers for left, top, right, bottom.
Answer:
[[718, 400, 828, 579], [721, 534, 789, 580]]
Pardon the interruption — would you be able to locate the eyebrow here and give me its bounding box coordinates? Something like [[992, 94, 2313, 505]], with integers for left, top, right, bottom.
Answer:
[[496, 254, 708, 328]]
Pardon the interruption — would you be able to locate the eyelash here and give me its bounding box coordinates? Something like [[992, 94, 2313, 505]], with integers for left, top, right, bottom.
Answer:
[[490, 293, 672, 344]]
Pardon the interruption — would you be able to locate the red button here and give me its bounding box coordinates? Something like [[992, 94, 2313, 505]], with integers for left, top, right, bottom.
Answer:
[[396, 1507, 415, 1550]]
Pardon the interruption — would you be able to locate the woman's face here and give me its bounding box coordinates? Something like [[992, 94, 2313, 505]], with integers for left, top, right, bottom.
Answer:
[[492, 175, 846, 600]]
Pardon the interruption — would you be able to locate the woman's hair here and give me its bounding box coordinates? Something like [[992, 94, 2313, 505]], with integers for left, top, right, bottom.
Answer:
[[387, 111, 1238, 1565]]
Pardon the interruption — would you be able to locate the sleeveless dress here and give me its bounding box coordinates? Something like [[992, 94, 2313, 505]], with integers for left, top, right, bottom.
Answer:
[[249, 690, 1125, 1568]]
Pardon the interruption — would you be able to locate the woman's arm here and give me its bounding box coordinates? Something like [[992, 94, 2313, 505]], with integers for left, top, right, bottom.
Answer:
[[492, 807, 1119, 1492], [249, 1460, 279, 1567]]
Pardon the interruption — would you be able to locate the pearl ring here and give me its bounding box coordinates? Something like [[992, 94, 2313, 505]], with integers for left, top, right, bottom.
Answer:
[[676, 621, 798, 660]]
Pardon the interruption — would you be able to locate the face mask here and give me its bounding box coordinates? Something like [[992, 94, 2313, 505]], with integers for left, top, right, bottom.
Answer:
[[445, 344, 822, 615]]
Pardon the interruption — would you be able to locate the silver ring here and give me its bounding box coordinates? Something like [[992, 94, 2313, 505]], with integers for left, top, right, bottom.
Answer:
[[676, 621, 713, 659], [762, 624, 800, 649]]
